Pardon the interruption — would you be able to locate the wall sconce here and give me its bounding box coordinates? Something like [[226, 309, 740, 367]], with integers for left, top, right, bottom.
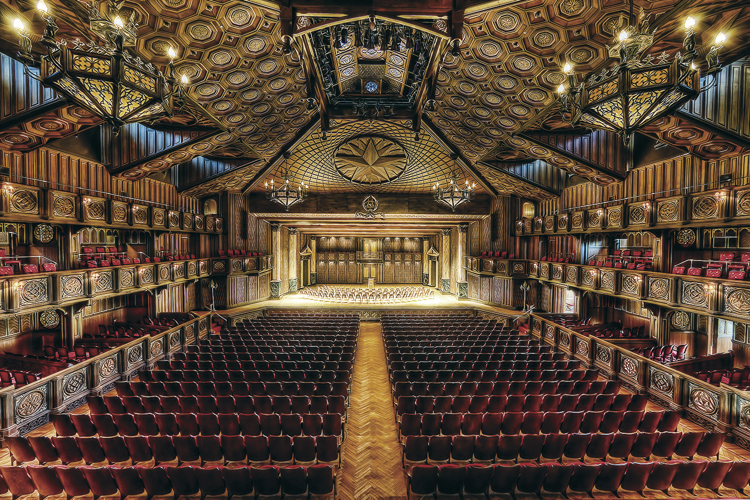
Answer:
[[83, 198, 91, 205], [704, 283, 716, 295], [714, 190, 728, 202], [597, 209, 603, 217], [2, 183, 14, 195]]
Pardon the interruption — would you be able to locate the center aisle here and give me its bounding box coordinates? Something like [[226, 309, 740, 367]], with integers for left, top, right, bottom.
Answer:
[[338, 321, 408, 499]]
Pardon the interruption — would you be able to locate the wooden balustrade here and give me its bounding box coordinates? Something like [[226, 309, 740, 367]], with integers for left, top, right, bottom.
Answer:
[[529, 313, 746, 446], [0, 314, 211, 439]]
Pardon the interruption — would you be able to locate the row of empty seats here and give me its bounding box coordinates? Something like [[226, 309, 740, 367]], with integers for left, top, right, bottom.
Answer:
[[114, 380, 350, 398], [393, 380, 620, 399], [406, 461, 749, 498], [398, 410, 681, 439], [8, 434, 340, 468], [402, 431, 722, 467], [0, 464, 336, 499]]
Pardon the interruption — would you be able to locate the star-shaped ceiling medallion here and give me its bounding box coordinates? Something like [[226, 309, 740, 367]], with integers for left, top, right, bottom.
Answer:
[[335, 136, 408, 185]]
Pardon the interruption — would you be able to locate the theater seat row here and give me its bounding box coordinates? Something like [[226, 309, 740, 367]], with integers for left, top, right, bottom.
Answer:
[[115, 380, 350, 398], [390, 368, 596, 383], [396, 392, 647, 417], [393, 380, 620, 399], [158, 359, 353, 371], [53, 413, 344, 439], [402, 431, 723, 467], [141, 369, 352, 383], [0, 464, 336, 499], [88, 394, 346, 417], [407, 461, 750, 498], [7, 435, 340, 468], [399, 410, 681, 439]]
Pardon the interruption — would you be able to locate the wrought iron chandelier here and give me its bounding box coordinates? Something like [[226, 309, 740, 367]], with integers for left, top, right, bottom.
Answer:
[[12, 0, 184, 132], [557, 10, 725, 144], [265, 154, 308, 211], [433, 155, 475, 212]]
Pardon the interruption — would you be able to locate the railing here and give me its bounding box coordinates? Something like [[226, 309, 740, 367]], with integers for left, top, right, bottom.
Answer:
[[0, 314, 212, 438], [529, 313, 750, 450], [466, 256, 750, 325]]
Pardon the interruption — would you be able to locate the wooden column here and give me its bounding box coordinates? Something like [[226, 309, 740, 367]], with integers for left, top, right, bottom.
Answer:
[[288, 227, 298, 293], [310, 236, 317, 285], [422, 237, 429, 286], [441, 228, 451, 293], [457, 224, 468, 298], [270, 223, 281, 298]]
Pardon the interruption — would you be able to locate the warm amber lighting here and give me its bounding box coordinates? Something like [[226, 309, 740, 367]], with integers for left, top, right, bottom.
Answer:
[[37, 0, 48, 13], [618, 30, 628, 41], [180, 74, 188, 84], [557, 84, 565, 93], [685, 17, 696, 29], [563, 63, 572, 74], [113, 15, 124, 28], [716, 32, 726, 44], [13, 18, 24, 32], [167, 47, 177, 59]]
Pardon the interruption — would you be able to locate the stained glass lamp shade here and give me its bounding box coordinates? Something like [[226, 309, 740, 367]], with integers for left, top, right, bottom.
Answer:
[[574, 58, 699, 141], [41, 46, 171, 127]]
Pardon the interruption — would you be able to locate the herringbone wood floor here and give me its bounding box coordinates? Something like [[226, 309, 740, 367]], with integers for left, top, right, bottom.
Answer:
[[338, 321, 408, 499]]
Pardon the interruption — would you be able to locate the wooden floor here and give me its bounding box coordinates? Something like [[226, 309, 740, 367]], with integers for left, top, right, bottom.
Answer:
[[2, 319, 750, 500]]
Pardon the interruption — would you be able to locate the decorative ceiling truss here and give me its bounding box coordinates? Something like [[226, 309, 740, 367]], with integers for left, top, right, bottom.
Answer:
[[293, 14, 452, 133]]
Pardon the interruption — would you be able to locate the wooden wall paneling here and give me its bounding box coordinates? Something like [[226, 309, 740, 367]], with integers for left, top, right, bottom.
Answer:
[[280, 228, 289, 293], [0, 53, 58, 124], [104, 123, 212, 170]]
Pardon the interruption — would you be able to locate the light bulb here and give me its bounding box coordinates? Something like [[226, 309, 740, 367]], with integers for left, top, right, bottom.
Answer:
[[618, 30, 628, 41], [180, 74, 188, 84], [557, 84, 565, 93], [13, 18, 24, 32], [37, 0, 48, 13], [563, 62, 572, 74], [691, 62, 696, 70], [685, 17, 696, 29], [113, 15, 124, 28], [168, 47, 176, 59], [716, 32, 726, 44]]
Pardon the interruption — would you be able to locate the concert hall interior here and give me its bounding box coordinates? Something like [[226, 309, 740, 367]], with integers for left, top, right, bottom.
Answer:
[[0, 0, 749, 497]]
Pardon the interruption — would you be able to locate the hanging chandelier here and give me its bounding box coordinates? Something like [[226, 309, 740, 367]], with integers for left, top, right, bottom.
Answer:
[[556, 10, 725, 144], [433, 155, 475, 212], [12, 0, 184, 132], [265, 154, 308, 211]]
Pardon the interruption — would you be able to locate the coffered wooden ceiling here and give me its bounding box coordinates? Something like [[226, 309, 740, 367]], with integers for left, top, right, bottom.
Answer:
[[1, 0, 749, 200]]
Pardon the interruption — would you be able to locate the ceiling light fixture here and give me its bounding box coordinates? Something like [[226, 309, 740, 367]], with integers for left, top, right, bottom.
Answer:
[[556, 9, 718, 145], [433, 154, 475, 212], [265, 153, 308, 211], [12, 0, 184, 133]]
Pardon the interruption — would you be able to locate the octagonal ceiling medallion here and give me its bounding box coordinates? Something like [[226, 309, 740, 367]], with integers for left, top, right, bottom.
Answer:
[[335, 136, 408, 185]]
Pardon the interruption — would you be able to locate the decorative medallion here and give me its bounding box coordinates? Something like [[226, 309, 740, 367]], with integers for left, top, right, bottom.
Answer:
[[170, 332, 181, 347], [150, 340, 163, 357], [648, 277, 669, 300], [61, 275, 85, 299], [676, 228, 696, 247], [355, 195, 386, 220], [10, 190, 39, 214], [657, 199, 680, 222], [159, 265, 171, 281], [20, 279, 48, 306], [100, 356, 117, 377], [724, 287, 750, 315], [576, 338, 589, 356], [95, 272, 113, 292], [335, 136, 407, 185], [153, 209, 165, 226], [544, 324, 555, 340], [127, 346, 142, 364], [185, 324, 195, 340], [689, 385, 719, 416], [692, 196, 719, 219], [681, 281, 708, 308], [33, 224, 54, 243], [596, 345, 612, 364], [600, 271, 615, 291], [621, 357, 638, 377], [650, 368, 674, 395], [559, 331, 571, 347], [112, 204, 127, 223], [53, 195, 75, 218], [120, 269, 134, 288], [16, 389, 46, 419], [133, 206, 148, 225], [140, 267, 154, 284], [621, 275, 640, 296], [86, 201, 106, 220], [39, 309, 59, 329], [62, 371, 86, 397]]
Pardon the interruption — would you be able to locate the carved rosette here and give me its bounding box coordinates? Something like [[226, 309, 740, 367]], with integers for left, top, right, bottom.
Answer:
[[606, 206, 623, 228], [482, 259, 494, 272], [571, 212, 584, 230], [183, 213, 194, 230], [681, 281, 709, 308], [150, 340, 163, 358], [112, 202, 128, 223], [738, 396, 750, 430], [532, 318, 542, 335], [559, 331, 571, 348], [52, 193, 76, 219], [119, 268, 135, 288], [199, 261, 208, 275], [169, 211, 181, 229], [195, 215, 204, 230], [95, 271, 114, 293], [62, 371, 86, 400], [620, 274, 641, 297], [133, 206, 148, 225], [724, 286, 750, 317], [649, 366, 674, 397], [621, 356, 638, 379], [544, 216, 555, 232], [552, 265, 563, 280], [575, 338, 589, 357], [566, 267, 577, 284], [671, 310, 691, 330], [15, 387, 47, 422], [20, 279, 49, 307], [127, 346, 142, 365], [213, 261, 226, 273], [688, 382, 719, 418], [185, 324, 195, 341], [583, 269, 596, 287], [691, 194, 720, 220], [627, 203, 648, 225], [496, 261, 507, 274], [596, 344, 612, 365], [736, 188, 750, 217], [158, 264, 171, 282], [152, 208, 165, 227], [188, 262, 197, 277], [169, 331, 181, 349], [10, 189, 39, 215], [174, 263, 185, 279], [648, 277, 670, 301], [39, 309, 60, 329], [512, 263, 525, 274], [587, 209, 602, 229], [600, 271, 616, 291], [85, 200, 106, 221], [657, 198, 681, 223], [544, 324, 555, 341], [140, 267, 154, 284], [99, 356, 117, 378], [540, 264, 549, 279]]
